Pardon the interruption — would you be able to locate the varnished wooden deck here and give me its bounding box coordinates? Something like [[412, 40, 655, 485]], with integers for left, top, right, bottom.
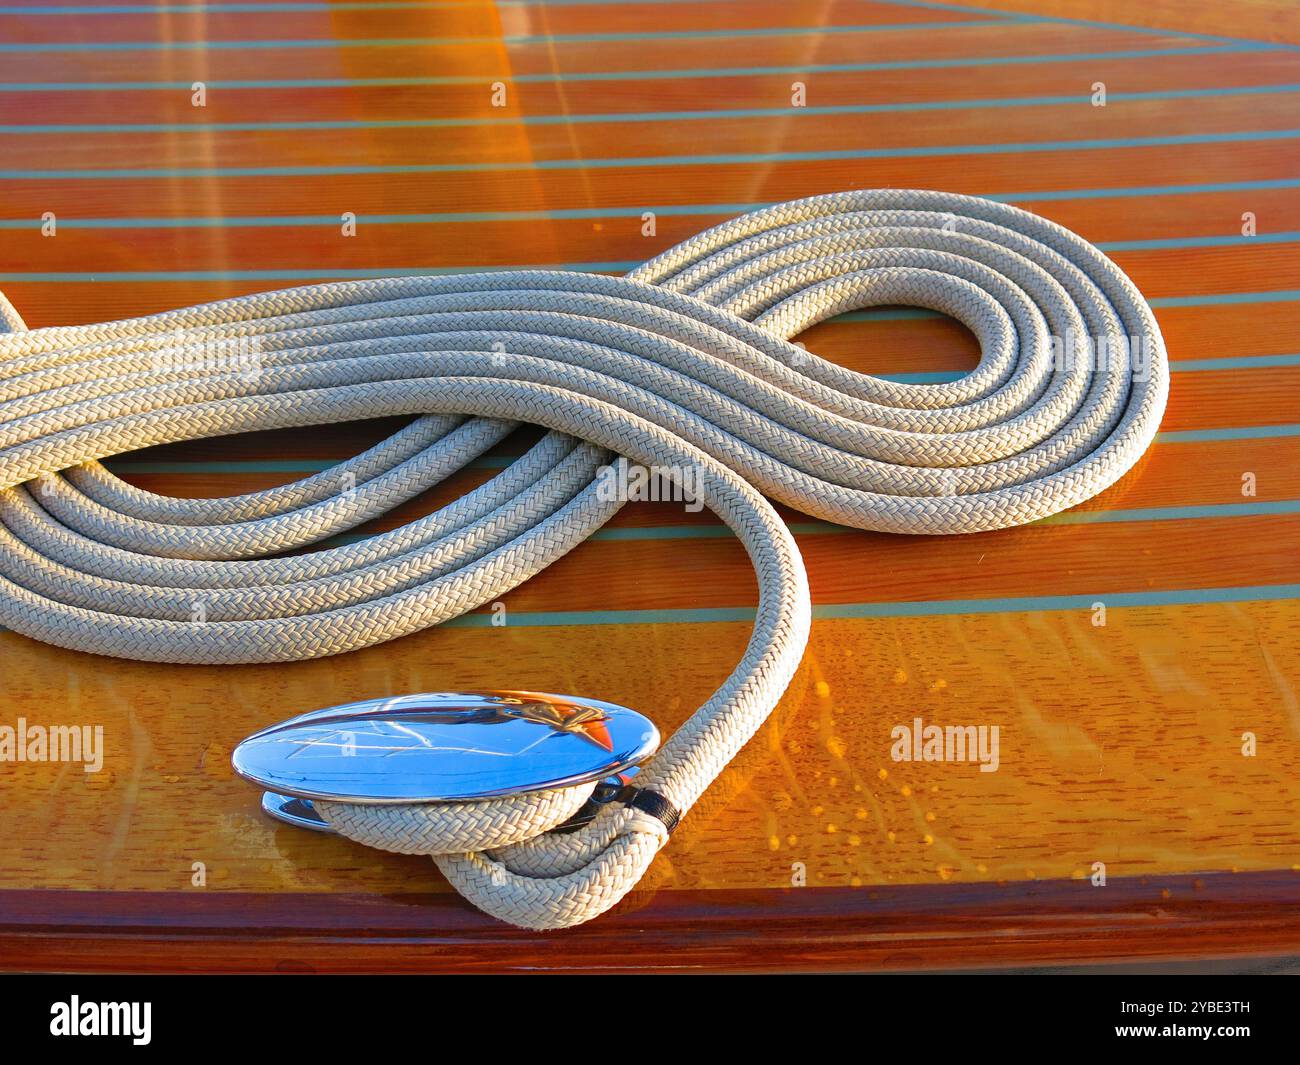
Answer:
[[1, 0, 1298, 973]]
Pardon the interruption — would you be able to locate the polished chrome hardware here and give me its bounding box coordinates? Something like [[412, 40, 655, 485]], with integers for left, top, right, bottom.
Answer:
[[233, 690, 660, 812], [260, 791, 333, 832]]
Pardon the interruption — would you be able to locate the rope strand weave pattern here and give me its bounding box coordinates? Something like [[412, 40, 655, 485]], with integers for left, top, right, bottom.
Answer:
[[0, 190, 1168, 928]]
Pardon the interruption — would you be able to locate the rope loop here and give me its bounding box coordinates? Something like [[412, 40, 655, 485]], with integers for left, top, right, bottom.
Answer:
[[0, 190, 1167, 927]]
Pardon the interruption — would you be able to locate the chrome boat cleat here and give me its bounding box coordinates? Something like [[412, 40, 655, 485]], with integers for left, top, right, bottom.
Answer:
[[259, 766, 642, 836], [234, 690, 660, 834]]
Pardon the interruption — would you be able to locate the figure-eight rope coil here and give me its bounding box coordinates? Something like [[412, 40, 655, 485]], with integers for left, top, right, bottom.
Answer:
[[0, 190, 1167, 929]]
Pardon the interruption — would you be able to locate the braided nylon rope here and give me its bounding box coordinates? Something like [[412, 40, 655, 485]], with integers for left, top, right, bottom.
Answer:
[[0, 190, 1167, 928]]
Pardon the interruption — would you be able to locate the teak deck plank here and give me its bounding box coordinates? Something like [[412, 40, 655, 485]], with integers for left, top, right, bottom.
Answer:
[[0, 0, 1296, 972]]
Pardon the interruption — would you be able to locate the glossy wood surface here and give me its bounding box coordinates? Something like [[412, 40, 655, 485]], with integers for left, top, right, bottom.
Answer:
[[0, 0, 1297, 973]]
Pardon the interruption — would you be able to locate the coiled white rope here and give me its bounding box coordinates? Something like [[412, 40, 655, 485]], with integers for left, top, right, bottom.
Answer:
[[0, 190, 1167, 928]]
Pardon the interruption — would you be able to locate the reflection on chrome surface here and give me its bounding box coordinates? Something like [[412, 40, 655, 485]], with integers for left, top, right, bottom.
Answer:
[[233, 690, 659, 804]]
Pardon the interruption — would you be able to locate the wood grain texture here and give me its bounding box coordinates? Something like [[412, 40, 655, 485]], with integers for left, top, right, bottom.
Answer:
[[939, 0, 1300, 47], [0, 0, 1297, 972], [1, 599, 1297, 893], [4, 871, 1299, 974]]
